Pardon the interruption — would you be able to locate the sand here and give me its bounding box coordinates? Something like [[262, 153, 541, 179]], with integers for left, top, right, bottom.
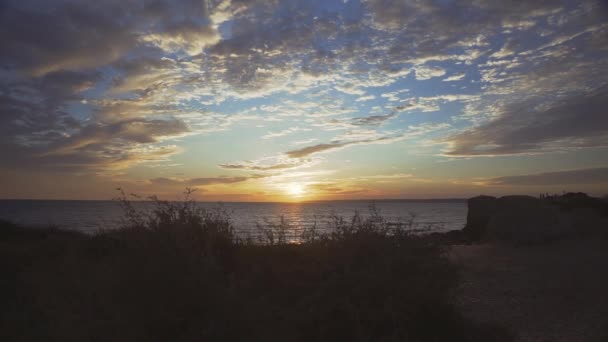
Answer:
[[450, 239, 608, 342]]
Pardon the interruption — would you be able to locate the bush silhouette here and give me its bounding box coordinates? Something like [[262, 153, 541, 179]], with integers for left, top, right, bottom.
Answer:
[[0, 191, 513, 342]]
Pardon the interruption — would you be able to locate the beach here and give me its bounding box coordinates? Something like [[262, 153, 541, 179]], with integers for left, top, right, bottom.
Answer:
[[451, 239, 608, 341]]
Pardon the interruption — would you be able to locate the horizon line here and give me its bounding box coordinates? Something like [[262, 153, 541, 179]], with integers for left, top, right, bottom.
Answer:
[[0, 197, 470, 203]]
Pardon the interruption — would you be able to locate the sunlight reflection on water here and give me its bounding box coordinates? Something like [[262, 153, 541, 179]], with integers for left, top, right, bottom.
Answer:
[[0, 200, 466, 238]]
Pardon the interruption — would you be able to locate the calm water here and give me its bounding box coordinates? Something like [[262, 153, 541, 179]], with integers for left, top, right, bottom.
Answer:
[[0, 199, 467, 239]]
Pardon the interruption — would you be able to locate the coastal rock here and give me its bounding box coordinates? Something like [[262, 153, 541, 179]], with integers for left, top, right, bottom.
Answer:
[[463, 193, 608, 243], [462, 195, 496, 240], [486, 196, 565, 243]]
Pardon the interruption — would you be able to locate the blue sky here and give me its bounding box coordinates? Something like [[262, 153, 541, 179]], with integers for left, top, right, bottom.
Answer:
[[0, 0, 607, 200]]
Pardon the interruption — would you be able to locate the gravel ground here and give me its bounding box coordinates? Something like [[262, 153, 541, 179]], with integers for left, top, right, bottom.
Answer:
[[449, 239, 608, 342]]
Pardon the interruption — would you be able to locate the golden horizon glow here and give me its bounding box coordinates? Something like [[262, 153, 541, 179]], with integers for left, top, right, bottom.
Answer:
[[286, 183, 306, 197]]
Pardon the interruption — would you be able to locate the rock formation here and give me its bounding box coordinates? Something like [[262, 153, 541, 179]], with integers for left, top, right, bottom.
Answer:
[[462, 193, 608, 243]]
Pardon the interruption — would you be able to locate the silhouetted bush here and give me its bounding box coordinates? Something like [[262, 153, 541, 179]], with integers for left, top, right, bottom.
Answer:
[[542, 192, 608, 215], [0, 192, 513, 342]]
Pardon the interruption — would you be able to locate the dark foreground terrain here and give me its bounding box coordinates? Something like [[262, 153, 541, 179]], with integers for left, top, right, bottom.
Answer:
[[451, 240, 608, 342], [4, 192, 608, 341], [0, 197, 511, 342]]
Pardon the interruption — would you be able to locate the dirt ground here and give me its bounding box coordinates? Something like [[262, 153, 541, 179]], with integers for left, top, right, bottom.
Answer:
[[449, 239, 608, 342]]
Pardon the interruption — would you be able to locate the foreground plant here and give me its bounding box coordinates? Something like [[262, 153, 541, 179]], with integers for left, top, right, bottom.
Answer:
[[1, 192, 513, 342]]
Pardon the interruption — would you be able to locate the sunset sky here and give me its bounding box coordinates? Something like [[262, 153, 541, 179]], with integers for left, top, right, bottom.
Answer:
[[1, 0, 607, 201]]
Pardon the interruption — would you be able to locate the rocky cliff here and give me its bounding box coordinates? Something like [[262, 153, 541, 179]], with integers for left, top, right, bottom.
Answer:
[[462, 193, 608, 243]]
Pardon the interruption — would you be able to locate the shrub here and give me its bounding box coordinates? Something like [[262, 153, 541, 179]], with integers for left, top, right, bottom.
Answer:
[[1, 192, 513, 342]]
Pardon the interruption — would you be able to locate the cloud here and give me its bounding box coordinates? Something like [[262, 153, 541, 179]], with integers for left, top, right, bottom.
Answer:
[[0, 113, 190, 171], [0, 0, 220, 75], [381, 89, 409, 101], [335, 84, 366, 96], [350, 104, 414, 127], [414, 65, 446, 80], [0, 0, 230, 174], [140, 21, 220, 55], [218, 155, 318, 172], [354, 173, 414, 180], [351, 113, 397, 126], [198, 0, 578, 94], [442, 73, 466, 82], [309, 182, 369, 196], [444, 85, 608, 156], [285, 134, 405, 158], [490, 39, 518, 59], [109, 57, 180, 93], [262, 127, 311, 139], [292, 138, 318, 145], [365, 0, 563, 45], [150, 174, 266, 187], [219, 161, 305, 172], [395, 102, 440, 113], [1, 0, 607, 198], [324, 103, 440, 134], [0, 1, 134, 76], [355, 95, 376, 102], [486, 168, 608, 186], [285, 142, 351, 158], [47, 119, 190, 155]]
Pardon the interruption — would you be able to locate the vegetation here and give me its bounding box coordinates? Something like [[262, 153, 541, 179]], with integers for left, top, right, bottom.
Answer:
[[0, 190, 512, 341]]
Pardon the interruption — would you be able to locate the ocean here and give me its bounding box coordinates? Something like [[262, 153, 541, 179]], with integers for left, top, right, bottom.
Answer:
[[0, 199, 467, 240]]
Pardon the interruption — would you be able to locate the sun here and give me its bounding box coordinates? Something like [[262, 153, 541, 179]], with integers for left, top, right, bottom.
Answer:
[[286, 183, 305, 197]]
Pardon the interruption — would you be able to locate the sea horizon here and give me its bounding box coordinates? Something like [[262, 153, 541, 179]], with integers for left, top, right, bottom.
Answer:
[[0, 197, 468, 203], [0, 198, 468, 236]]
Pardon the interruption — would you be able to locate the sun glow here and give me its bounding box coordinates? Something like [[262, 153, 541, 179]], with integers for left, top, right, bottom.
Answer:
[[286, 183, 305, 197]]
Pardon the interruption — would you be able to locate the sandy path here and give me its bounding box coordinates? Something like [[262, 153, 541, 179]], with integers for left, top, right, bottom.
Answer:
[[449, 239, 608, 342]]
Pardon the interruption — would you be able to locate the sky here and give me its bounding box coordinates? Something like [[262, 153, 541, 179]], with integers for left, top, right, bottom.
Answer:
[[0, 0, 607, 201]]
